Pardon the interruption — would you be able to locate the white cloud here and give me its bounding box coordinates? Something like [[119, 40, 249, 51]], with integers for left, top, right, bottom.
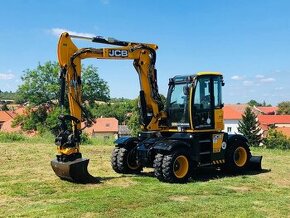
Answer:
[[260, 77, 275, 83], [50, 28, 95, 38], [0, 73, 15, 80], [255, 74, 264, 79], [100, 0, 110, 4], [243, 80, 254, 86], [275, 87, 284, 91], [231, 75, 243, 80]]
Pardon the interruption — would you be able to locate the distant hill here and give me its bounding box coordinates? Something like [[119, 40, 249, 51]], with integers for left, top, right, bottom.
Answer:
[[0, 91, 17, 101]]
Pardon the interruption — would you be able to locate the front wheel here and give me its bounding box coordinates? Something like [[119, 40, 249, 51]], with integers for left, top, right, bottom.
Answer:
[[225, 141, 251, 173], [116, 147, 143, 174], [161, 149, 191, 183]]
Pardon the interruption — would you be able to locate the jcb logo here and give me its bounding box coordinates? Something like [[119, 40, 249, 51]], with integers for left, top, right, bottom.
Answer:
[[109, 49, 128, 57]]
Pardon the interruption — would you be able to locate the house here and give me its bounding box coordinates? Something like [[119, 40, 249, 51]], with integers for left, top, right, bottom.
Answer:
[[83, 117, 119, 139], [118, 125, 131, 137], [253, 106, 278, 115], [223, 104, 247, 134], [0, 106, 28, 132], [1, 119, 21, 132], [0, 111, 16, 129], [275, 127, 290, 138], [257, 115, 290, 138]]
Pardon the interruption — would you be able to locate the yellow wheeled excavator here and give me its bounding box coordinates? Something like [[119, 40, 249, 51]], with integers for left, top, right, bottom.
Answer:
[[51, 32, 262, 183]]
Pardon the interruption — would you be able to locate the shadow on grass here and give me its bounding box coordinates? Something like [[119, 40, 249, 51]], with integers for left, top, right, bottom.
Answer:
[[58, 168, 271, 184], [135, 167, 271, 183], [189, 167, 271, 182]]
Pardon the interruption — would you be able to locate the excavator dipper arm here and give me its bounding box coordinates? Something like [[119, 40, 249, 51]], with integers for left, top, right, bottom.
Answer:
[[51, 32, 166, 182]]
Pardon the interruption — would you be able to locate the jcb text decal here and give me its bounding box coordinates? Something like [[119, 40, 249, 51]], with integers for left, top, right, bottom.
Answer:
[[109, 49, 128, 57]]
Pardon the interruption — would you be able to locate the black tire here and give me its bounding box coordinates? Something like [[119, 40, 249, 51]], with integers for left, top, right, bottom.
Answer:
[[153, 153, 165, 181], [225, 141, 251, 173], [162, 149, 191, 183], [117, 147, 143, 174], [111, 147, 121, 173]]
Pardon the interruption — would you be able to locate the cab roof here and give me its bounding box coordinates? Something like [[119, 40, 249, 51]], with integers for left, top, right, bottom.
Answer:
[[196, 72, 222, 76], [169, 72, 222, 84]]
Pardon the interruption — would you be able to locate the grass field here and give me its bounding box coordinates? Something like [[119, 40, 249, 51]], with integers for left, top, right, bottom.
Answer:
[[0, 143, 289, 218]]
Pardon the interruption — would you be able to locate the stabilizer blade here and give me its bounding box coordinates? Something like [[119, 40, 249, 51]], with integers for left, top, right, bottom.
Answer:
[[248, 156, 263, 171]]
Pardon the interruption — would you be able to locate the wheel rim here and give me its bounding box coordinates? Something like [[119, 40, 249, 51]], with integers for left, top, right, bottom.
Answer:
[[127, 149, 140, 170], [234, 147, 247, 167], [173, 155, 189, 178]]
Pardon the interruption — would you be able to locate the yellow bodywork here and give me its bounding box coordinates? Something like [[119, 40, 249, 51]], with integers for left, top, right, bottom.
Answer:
[[56, 32, 225, 156], [57, 32, 166, 155], [212, 133, 224, 153], [214, 109, 224, 131]]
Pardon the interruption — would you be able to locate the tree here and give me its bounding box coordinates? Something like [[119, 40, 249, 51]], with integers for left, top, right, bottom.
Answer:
[[127, 98, 141, 136], [16, 61, 110, 105], [248, 99, 262, 107], [82, 65, 110, 104], [16, 61, 60, 105], [12, 105, 48, 131], [277, 101, 290, 115], [1, 103, 9, 111], [238, 107, 262, 147], [89, 99, 135, 124]]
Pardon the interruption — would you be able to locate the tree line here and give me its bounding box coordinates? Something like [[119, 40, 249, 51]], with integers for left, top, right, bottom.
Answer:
[[8, 61, 139, 135], [2, 61, 290, 146]]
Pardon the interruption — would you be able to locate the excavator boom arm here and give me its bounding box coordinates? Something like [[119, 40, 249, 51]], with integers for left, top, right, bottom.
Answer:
[[52, 32, 167, 182], [58, 32, 165, 132]]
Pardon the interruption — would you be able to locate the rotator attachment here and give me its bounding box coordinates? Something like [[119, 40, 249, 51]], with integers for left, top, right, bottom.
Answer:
[[51, 114, 96, 183], [248, 155, 263, 171]]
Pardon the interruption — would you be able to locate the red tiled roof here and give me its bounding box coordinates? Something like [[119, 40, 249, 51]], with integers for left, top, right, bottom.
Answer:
[[1, 119, 21, 132], [84, 117, 118, 134], [14, 107, 26, 116], [256, 106, 278, 115], [276, 127, 290, 138], [223, 105, 244, 120], [258, 115, 290, 125], [260, 124, 269, 131], [0, 111, 16, 122]]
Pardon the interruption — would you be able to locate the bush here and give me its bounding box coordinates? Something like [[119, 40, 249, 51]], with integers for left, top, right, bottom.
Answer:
[[0, 132, 26, 143], [81, 132, 93, 145], [263, 128, 290, 150], [81, 134, 115, 146]]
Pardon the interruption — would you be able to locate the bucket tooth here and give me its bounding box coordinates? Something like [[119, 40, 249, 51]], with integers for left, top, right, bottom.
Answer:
[[248, 156, 263, 171], [51, 158, 96, 183]]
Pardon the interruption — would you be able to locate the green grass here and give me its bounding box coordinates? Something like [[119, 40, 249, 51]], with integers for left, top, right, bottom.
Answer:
[[0, 132, 115, 145], [0, 143, 289, 217]]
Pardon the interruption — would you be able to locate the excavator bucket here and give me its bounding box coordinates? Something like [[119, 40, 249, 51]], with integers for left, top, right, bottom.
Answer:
[[248, 155, 263, 171], [51, 158, 96, 183]]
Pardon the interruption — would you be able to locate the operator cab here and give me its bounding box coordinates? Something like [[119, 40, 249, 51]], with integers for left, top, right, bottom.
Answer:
[[166, 72, 224, 131]]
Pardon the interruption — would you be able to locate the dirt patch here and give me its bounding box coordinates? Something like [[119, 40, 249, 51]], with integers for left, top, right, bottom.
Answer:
[[82, 212, 102, 217], [225, 186, 252, 193], [169, 195, 191, 202], [104, 176, 138, 188]]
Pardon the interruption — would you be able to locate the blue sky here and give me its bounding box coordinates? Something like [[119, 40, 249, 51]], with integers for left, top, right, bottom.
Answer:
[[0, 0, 289, 105]]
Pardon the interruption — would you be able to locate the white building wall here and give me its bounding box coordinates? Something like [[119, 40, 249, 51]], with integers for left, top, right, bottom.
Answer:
[[224, 119, 241, 134]]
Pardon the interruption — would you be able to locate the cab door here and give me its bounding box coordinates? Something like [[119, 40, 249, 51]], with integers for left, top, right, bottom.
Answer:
[[191, 76, 214, 130]]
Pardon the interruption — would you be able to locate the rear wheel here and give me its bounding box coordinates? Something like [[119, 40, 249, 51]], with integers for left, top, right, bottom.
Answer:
[[162, 149, 191, 183], [111, 147, 121, 173], [225, 141, 250, 172], [116, 147, 143, 174], [153, 153, 165, 181]]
